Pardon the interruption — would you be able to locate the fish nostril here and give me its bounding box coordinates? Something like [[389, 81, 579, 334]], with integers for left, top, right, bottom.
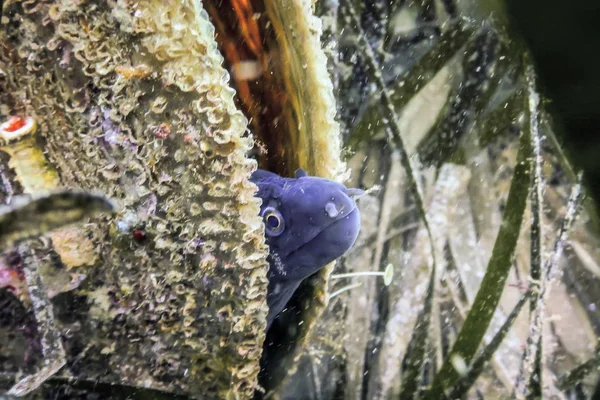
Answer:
[[325, 201, 339, 218], [345, 188, 365, 198]]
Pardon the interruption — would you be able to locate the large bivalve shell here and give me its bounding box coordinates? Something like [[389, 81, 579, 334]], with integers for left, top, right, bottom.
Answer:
[[0, 0, 343, 398], [1, 1, 269, 397]]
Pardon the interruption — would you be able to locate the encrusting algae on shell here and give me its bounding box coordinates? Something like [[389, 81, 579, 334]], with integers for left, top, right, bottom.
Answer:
[[0, 0, 345, 397], [0, 0, 271, 397]]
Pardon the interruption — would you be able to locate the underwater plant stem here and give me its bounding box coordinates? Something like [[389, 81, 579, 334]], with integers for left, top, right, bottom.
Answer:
[[348, 19, 471, 151], [399, 267, 437, 400], [355, 205, 419, 250], [315, 0, 340, 96], [342, 5, 440, 397], [8, 245, 66, 396], [514, 61, 545, 399], [515, 171, 584, 398], [517, 167, 583, 396], [544, 174, 584, 281], [360, 149, 395, 399], [0, 163, 14, 204], [526, 58, 544, 316], [418, 29, 502, 166], [19, 248, 64, 362], [425, 105, 533, 399], [448, 291, 531, 399], [342, 0, 436, 272], [556, 346, 600, 391], [515, 174, 584, 398], [476, 89, 526, 148]]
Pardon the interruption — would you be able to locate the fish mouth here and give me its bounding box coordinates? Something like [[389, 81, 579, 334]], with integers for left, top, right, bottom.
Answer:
[[277, 207, 361, 282]]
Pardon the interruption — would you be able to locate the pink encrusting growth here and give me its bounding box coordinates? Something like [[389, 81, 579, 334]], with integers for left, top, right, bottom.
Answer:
[[0, 257, 26, 299]]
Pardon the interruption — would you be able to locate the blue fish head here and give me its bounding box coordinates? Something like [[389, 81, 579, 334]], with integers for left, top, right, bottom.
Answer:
[[251, 169, 361, 328], [259, 175, 361, 281]]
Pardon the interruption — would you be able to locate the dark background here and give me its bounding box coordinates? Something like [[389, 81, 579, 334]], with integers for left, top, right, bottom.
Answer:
[[504, 1, 600, 206]]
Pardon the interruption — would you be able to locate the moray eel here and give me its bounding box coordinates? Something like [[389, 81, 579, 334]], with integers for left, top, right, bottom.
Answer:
[[250, 168, 362, 330]]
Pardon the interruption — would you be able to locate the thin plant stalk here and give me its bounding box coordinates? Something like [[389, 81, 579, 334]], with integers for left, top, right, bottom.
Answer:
[[448, 291, 532, 399], [514, 61, 545, 399], [348, 20, 471, 151], [514, 171, 584, 397], [556, 347, 600, 391], [342, 4, 441, 397], [425, 101, 533, 398], [8, 245, 67, 396], [342, 0, 436, 273]]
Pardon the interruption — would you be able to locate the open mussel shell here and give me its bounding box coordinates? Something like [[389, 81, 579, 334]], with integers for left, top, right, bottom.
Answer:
[[0, 0, 342, 398], [1, 1, 271, 398], [205, 0, 347, 396]]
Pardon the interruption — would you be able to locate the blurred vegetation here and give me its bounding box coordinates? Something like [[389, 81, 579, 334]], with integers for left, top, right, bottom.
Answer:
[[285, 0, 600, 399], [1, 0, 600, 399]]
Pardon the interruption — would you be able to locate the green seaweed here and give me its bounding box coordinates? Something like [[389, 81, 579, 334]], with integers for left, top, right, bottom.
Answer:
[[417, 29, 504, 166], [342, 5, 442, 398], [448, 291, 531, 399], [476, 89, 525, 148], [557, 347, 600, 391], [346, 21, 473, 151], [514, 61, 544, 399], [425, 94, 532, 398]]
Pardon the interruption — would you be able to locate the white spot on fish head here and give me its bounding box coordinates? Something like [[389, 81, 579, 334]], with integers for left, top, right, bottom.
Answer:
[[325, 201, 339, 218], [272, 252, 286, 276]]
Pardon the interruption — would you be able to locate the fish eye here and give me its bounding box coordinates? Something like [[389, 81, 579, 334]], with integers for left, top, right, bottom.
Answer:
[[262, 206, 285, 237]]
